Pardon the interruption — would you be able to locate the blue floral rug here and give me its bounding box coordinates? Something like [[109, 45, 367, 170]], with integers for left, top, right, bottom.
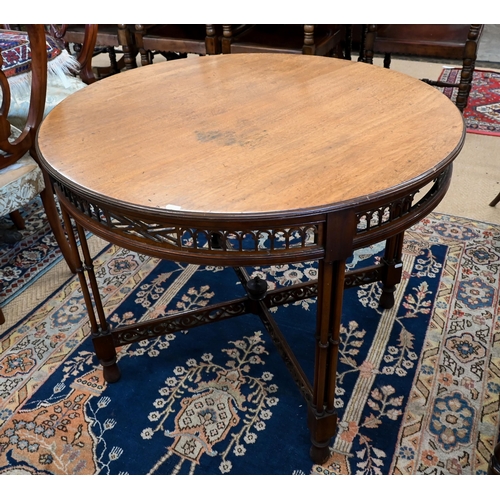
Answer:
[[0, 196, 64, 307], [0, 212, 499, 474]]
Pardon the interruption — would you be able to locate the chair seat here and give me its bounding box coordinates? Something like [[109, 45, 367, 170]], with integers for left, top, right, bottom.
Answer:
[[0, 125, 45, 218]]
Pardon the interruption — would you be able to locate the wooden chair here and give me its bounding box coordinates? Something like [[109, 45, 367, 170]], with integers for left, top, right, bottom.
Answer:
[[221, 25, 344, 57], [5, 25, 98, 134], [134, 25, 221, 65], [362, 25, 500, 207], [363, 25, 484, 113], [47, 24, 137, 81], [0, 25, 77, 324], [0, 24, 98, 324]]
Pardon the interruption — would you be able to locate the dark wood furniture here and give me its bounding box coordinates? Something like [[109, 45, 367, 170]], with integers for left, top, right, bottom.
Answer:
[[221, 25, 343, 57], [363, 24, 484, 113], [36, 53, 465, 464], [0, 25, 76, 324], [134, 25, 221, 65], [490, 193, 500, 207], [489, 442, 500, 474], [47, 24, 136, 82], [46, 24, 100, 84], [342, 25, 367, 61]]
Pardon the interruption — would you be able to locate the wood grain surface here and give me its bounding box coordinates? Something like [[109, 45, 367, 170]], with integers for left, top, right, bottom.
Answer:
[[37, 53, 465, 216]]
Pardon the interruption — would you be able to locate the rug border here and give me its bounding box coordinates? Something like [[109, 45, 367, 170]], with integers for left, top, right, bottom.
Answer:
[[0, 239, 111, 340], [0, 254, 64, 308]]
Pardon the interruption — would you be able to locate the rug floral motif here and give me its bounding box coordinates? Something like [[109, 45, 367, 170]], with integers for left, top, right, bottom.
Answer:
[[0, 213, 498, 474], [438, 68, 500, 136]]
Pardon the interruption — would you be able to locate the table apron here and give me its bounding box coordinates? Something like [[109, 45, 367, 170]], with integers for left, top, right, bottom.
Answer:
[[51, 163, 452, 267]]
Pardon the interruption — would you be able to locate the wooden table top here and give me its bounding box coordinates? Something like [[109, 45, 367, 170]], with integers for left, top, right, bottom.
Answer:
[[37, 53, 465, 217]]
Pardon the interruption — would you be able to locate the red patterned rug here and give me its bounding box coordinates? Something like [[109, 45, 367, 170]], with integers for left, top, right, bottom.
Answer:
[[438, 68, 500, 137]]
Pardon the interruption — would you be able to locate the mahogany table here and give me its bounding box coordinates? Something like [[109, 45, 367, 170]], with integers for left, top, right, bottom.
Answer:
[[36, 53, 465, 465]]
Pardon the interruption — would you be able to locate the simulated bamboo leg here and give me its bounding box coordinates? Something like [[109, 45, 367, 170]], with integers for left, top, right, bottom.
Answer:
[[308, 211, 355, 464], [60, 206, 120, 383], [308, 257, 346, 464], [379, 232, 404, 309]]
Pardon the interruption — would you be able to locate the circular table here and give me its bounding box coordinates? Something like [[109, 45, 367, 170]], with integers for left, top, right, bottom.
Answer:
[[36, 53, 465, 464]]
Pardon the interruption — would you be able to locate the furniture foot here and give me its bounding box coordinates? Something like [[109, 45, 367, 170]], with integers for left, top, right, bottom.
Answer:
[[307, 405, 337, 464], [93, 333, 121, 383], [379, 284, 396, 309], [102, 360, 121, 383], [310, 442, 332, 465]]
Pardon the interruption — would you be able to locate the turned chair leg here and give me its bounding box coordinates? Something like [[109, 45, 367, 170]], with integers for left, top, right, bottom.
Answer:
[[9, 210, 25, 230], [489, 192, 500, 207]]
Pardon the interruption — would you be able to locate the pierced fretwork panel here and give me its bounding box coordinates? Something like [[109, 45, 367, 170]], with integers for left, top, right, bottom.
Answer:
[[355, 171, 447, 235], [55, 182, 321, 254]]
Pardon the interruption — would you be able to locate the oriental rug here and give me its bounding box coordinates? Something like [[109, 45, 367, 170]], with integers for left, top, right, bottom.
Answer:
[[0, 197, 65, 307], [438, 68, 500, 137], [0, 213, 499, 475]]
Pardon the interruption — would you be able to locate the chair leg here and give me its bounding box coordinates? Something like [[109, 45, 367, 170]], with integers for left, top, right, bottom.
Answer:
[[134, 24, 151, 66], [0, 307, 4, 325], [117, 24, 138, 70], [455, 24, 482, 113], [490, 192, 500, 207], [383, 53, 391, 68], [9, 210, 25, 230], [363, 24, 377, 64], [357, 24, 367, 62]]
